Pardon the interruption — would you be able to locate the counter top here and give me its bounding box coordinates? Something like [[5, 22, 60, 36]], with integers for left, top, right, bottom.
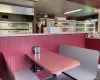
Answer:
[[86, 37, 100, 40], [0, 32, 88, 37]]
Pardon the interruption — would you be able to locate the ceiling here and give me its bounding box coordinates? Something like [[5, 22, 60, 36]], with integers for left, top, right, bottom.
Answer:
[[0, 0, 98, 17], [66, 0, 100, 9], [0, 0, 34, 7], [34, 0, 97, 17]]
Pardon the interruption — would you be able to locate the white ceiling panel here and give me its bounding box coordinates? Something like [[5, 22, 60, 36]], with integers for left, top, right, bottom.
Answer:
[[0, 0, 97, 17], [0, 0, 34, 7], [35, 0, 97, 17]]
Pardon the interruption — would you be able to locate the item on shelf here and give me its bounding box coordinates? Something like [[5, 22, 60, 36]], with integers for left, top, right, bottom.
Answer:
[[33, 46, 40, 54], [54, 22, 58, 27], [92, 30, 98, 38], [87, 33, 92, 37], [87, 29, 98, 38], [62, 28, 67, 32], [93, 34, 98, 38]]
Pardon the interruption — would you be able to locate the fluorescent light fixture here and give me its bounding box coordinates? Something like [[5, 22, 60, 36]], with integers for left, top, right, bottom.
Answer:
[[64, 9, 82, 14]]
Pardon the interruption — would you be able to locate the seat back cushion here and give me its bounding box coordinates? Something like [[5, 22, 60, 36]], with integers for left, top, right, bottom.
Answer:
[[59, 44, 99, 74]]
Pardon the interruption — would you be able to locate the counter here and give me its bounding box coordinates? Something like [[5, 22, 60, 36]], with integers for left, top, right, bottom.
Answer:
[[86, 37, 100, 64], [86, 37, 100, 40], [0, 32, 88, 37]]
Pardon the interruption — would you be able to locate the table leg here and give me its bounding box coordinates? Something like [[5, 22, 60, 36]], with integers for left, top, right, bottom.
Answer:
[[33, 62, 37, 72], [62, 72, 77, 80], [47, 77, 56, 80], [32, 62, 43, 72], [53, 74, 57, 79]]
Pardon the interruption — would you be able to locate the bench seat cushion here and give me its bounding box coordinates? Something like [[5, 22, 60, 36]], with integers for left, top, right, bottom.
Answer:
[[64, 66, 96, 80], [14, 68, 39, 80]]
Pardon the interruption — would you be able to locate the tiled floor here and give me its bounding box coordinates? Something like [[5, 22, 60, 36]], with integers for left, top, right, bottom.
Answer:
[[35, 69, 100, 80], [14, 68, 40, 80], [48, 70, 100, 80], [52, 74, 73, 80], [15, 70, 100, 80], [94, 69, 100, 80]]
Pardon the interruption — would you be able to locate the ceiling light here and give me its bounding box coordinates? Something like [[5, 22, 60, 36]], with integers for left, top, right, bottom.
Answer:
[[64, 9, 82, 14]]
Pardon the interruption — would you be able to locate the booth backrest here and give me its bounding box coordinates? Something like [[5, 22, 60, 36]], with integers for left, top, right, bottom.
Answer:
[[59, 44, 99, 74]]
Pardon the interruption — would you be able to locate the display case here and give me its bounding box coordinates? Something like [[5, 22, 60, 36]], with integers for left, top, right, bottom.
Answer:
[[44, 20, 95, 33]]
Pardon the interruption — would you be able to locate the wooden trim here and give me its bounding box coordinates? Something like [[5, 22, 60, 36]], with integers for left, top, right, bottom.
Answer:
[[33, 9, 37, 33], [1, 53, 15, 80]]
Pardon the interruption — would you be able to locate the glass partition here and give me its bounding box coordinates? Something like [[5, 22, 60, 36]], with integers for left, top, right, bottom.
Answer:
[[43, 19, 95, 33]]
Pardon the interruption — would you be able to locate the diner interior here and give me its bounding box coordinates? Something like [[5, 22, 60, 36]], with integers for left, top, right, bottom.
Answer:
[[0, 0, 100, 80]]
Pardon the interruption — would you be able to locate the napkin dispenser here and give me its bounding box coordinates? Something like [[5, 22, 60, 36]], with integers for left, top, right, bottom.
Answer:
[[33, 46, 40, 54]]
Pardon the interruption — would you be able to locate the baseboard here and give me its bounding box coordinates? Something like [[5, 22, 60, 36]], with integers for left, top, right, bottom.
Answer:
[[98, 64, 100, 69]]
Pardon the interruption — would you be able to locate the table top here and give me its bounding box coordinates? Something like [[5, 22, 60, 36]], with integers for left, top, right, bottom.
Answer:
[[26, 50, 80, 74]]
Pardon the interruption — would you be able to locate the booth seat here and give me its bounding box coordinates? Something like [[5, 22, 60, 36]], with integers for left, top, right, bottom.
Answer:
[[59, 44, 99, 80]]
